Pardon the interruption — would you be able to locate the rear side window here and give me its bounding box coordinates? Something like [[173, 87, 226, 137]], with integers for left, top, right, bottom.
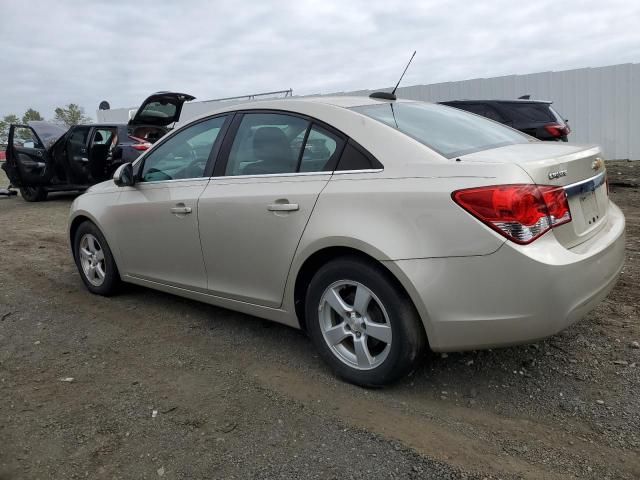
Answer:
[[503, 103, 556, 123], [351, 102, 529, 158], [452, 103, 505, 123], [336, 141, 383, 171]]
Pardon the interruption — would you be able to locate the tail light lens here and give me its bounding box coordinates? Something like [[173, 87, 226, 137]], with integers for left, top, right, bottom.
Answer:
[[128, 135, 151, 151], [544, 123, 569, 138], [452, 184, 571, 244]]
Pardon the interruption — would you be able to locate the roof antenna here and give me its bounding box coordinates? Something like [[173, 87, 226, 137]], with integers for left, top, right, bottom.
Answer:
[[370, 51, 416, 101]]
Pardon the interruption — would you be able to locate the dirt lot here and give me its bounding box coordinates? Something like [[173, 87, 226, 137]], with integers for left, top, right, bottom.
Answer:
[[0, 162, 638, 480]]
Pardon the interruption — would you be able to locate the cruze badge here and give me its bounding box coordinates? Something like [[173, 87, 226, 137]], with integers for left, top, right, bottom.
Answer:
[[592, 158, 603, 170], [548, 169, 568, 180]]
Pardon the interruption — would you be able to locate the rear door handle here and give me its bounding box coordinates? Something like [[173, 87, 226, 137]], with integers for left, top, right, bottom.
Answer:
[[268, 203, 299, 212], [170, 206, 192, 215]]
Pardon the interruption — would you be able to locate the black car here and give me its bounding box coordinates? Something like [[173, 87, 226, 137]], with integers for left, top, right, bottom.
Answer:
[[2, 92, 194, 201], [439, 99, 571, 142]]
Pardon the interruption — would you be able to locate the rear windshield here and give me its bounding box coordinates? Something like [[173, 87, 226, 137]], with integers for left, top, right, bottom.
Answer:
[[139, 101, 177, 121], [350, 102, 530, 158]]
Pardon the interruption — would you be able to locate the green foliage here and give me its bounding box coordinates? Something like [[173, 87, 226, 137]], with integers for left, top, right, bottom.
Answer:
[[0, 114, 20, 144], [22, 108, 43, 124], [54, 104, 92, 127]]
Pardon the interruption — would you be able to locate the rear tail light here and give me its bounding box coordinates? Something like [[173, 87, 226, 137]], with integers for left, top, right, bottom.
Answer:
[[128, 135, 151, 151], [544, 123, 569, 138], [452, 184, 571, 244]]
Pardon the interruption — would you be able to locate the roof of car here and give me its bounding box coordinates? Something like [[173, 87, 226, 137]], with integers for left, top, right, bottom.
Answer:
[[297, 95, 416, 108], [441, 99, 553, 104]]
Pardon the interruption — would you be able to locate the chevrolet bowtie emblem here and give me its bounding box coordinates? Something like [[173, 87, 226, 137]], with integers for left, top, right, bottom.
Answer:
[[592, 158, 603, 171]]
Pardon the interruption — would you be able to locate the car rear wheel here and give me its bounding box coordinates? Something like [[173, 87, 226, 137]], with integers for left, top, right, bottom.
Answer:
[[73, 221, 120, 296], [20, 186, 48, 202], [305, 257, 426, 387]]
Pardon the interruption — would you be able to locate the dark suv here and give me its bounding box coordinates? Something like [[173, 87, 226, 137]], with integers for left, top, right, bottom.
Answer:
[[439, 99, 571, 142], [2, 92, 194, 201]]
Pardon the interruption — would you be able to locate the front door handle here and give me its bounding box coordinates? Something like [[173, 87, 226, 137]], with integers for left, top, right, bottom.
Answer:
[[268, 203, 299, 212], [170, 206, 192, 215]]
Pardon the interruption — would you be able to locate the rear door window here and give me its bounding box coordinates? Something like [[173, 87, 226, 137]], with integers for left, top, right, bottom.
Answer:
[[298, 125, 344, 172], [224, 113, 309, 176]]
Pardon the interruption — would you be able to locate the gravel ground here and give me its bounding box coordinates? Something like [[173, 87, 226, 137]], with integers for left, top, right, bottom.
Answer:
[[0, 161, 638, 479]]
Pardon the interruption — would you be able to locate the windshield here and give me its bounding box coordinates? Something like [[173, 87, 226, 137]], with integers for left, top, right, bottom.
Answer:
[[351, 102, 531, 158]]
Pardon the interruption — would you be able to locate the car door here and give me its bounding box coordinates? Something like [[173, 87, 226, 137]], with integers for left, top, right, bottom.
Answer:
[[5, 124, 53, 186], [111, 115, 230, 290], [65, 126, 92, 184], [197, 112, 345, 308]]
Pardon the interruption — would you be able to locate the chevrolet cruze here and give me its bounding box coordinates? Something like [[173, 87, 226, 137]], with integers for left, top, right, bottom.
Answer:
[[68, 96, 625, 386]]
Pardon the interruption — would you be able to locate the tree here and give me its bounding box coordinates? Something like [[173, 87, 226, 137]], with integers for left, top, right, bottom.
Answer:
[[0, 114, 20, 144], [22, 108, 43, 124], [54, 104, 92, 127]]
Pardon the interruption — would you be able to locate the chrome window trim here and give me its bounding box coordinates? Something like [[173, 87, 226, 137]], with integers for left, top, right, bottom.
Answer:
[[563, 171, 606, 198], [126, 168, 384, 185], [206, 168, 384, 180], [332, 168, 384, 175], [208, 171, 331, 180], [132, 177, 211, 186]]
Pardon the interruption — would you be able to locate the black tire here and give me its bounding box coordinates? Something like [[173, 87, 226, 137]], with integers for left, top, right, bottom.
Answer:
[[73, 221, 121, 296], [305, 256, 426, 387], [20, 186, 48, 202]]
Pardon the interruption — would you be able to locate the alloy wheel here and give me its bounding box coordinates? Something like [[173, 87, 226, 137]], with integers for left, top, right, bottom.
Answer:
[[318, 280, 392, 370], [78, 233, 106, 286]]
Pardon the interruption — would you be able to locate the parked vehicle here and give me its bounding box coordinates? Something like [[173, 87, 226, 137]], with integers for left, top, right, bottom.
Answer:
[[68, 96, 624, 386], [1, 92, 194, 201], [439, 99, 571, 141]]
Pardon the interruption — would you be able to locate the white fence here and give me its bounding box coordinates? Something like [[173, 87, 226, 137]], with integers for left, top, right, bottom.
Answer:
[[98, 63, 640, 160], [329, 63, 640, 160]]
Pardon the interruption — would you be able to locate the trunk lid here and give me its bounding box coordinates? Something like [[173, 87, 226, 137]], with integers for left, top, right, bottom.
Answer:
[[459, 143, 608, 248], [128, 91, 195, 127]]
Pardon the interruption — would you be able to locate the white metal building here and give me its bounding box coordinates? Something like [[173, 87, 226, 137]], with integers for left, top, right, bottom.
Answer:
[[98, 63, 640, 160]]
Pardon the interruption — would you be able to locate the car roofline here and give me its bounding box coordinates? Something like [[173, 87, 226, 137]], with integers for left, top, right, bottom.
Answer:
[[441, 99, 553, 104]]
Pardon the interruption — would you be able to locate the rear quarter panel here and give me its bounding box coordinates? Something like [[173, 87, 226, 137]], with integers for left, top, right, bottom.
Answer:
[[282, 162, 532, 316]]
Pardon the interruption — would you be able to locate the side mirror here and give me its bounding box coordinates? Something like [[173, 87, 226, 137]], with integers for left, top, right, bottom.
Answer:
[[113, 163, 135, 187]]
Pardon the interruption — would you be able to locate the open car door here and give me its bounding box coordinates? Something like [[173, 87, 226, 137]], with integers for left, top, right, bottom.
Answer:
[[128, 92, 195, 127], [3, 122, 65, 186]]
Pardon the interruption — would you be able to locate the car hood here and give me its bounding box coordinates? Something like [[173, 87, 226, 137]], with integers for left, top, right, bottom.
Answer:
[[128, 91, 195, 127], [29, 121, 68, 150]]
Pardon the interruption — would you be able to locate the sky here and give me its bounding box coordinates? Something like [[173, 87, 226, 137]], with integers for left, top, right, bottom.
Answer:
[[1, 0, 640, 121]]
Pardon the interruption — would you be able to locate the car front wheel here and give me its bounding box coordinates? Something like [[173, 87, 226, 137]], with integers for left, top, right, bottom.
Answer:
[[73, 221, 121, 296], [20, 186, 48, 202], [305, 257, 426, 387]]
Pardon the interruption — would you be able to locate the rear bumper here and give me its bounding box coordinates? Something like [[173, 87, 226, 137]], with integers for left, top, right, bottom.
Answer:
[[388, 201, 626, 351]]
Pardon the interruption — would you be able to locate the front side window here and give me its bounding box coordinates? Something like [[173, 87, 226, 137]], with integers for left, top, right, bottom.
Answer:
[[140, 116, 226, 182], [12, 127, 42, 149], [351, 102, 530, 158]]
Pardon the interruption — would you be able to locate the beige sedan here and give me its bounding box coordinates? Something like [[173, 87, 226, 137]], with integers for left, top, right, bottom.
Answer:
[[68, 96, 625, 386]]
